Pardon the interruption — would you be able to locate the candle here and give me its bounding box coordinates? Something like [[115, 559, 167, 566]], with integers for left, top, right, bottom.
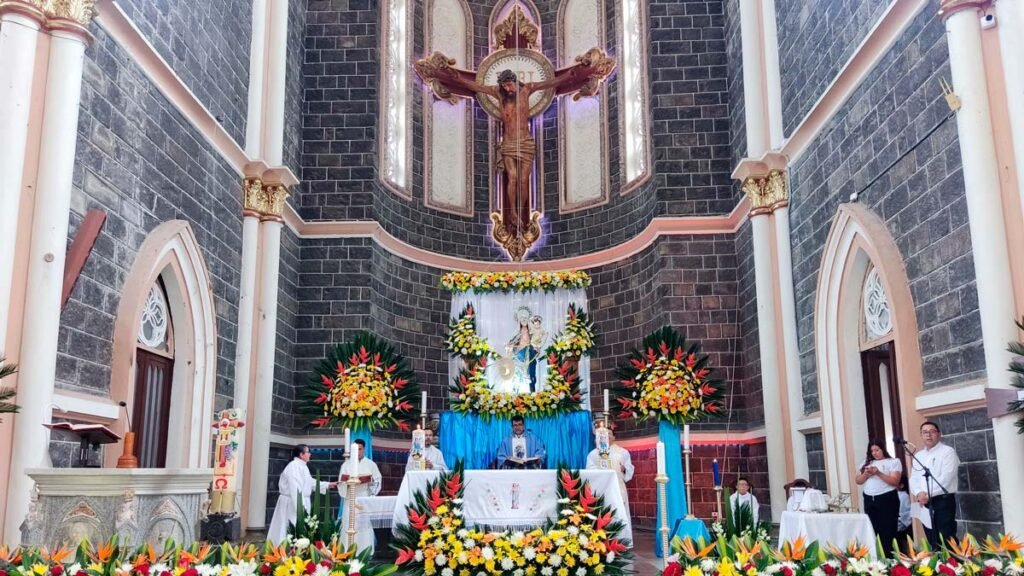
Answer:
[[683, 424, 691, 450], [713, 459, 721, 486], [421, 390, 428, 414], [656, 441, 666, 477], [603, 389, 610, 414], [344, 428, 351, 455]]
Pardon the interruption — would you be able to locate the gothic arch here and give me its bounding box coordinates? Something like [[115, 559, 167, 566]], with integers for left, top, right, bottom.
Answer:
[[813, 203, 924, 504], [106, 221, 218, 469]]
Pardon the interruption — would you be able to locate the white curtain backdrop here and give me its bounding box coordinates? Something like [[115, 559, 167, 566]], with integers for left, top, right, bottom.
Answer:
[[448, 288, 591, 405]]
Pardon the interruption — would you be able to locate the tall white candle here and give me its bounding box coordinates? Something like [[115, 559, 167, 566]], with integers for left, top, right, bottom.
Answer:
[[656, 441, 666, 476], [603, 389, 610, 413], [421, 390, 428, 414], [344, 427, 351, 454], [683, 424, 691, 450]]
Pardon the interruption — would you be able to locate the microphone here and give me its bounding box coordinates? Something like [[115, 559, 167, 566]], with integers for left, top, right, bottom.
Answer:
[[893, 437, 906, 444], [119, 400, 131, 430]]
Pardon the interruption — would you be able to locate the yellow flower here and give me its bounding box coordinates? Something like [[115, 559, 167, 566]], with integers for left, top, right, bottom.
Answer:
[[274, 557, 307, 576], [686, 567, 704, 576], [32, 565, 48, 576], [918, 566, 934, 576]]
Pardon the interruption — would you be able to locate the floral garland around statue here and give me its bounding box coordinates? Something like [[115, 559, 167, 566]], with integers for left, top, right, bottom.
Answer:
[[661, 533, 1024, 576], [392, 463, 632, 576], [611, 326, 725, 426], [0, 537, 393, 576], [445, 303, 595, 419], [440, 270, 591, 293], [302, 331, 419, 432]]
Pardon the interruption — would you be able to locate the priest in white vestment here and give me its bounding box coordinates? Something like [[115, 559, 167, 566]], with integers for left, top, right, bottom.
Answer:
[[338, 439, 382, 551], [268, 444, 336, 544], [585, 425, 634, 506], [405, 428, 448, 471]]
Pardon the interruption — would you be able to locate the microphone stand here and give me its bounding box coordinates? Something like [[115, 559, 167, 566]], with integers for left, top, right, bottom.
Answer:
[[900, 441, 949, 537]]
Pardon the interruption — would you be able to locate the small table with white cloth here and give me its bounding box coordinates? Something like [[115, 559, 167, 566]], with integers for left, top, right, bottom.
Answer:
[[778, 511, 876, 557], [391, 470, 633, 542]]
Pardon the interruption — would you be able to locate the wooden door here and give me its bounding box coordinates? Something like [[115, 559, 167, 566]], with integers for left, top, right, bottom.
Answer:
[[132, 349, 173, 467]]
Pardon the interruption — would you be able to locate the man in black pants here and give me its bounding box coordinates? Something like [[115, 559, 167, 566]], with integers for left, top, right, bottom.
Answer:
[[909, 421, 960, 547]]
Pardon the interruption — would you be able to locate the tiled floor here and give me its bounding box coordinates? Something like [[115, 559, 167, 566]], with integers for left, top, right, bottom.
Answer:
[[632, 529, 669, 575]]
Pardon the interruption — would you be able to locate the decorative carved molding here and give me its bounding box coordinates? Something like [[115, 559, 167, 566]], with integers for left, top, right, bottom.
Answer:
[[490, 210, 542, 261], [742, 169, 788, 216], [937, 0, 990, 19], [493, 5, 539, 50], [240, 177, 290, 221], [0, 0, 98, 26]]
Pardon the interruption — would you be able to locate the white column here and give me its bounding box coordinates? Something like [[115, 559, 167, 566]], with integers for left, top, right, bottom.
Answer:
[[245, 218, 283, 530], [751, 214, 788, 521], [232, 212, 260, 522], [0, 8, 42, 357], [263, 0, 288, 166], [4, 28, 88, 545], [944, 5, 1024, 534], [773, 206, 808, 479], [995, 0, 1024, 219], [760, 0, 784, 148], [739, 0, 769, 157], [244, 0, 268, 158]]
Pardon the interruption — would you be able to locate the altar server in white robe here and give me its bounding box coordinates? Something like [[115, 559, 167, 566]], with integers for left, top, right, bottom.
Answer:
[[729, 477, 760, 524], [586, 424, 634, 505], [268, 444, 336, 544], [339, 439, 382, 551], [406, 428, 448, 471]]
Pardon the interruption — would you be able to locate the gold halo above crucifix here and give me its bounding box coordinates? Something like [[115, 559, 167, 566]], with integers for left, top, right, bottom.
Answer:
[[414, 6, 615, 262]]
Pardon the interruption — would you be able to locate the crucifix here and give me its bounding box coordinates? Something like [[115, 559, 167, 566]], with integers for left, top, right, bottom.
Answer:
[[415, 6, 615, 261]]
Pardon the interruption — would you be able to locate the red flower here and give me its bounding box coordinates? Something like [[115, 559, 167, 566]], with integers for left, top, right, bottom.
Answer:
[[983, 567, 996, 576], [663, 563, 683, 576], [823, 564, 836, 576], [51, 566, 64, 576], [76, 572, 88, 576], [260, 564, 271, 575], [938, 564, 957, 576], [395, 548, 416, 565], [318, 561, 331, 569], [893, 565, 911, 576], [181, 569, 198, 576], [136, 566, 151, 576], [304, 562, 315, 575], [781, 567, 793, 576]]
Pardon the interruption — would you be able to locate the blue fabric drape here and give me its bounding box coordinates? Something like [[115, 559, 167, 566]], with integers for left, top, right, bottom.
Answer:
[[656, 420, 687, 558], [440, 411, 593, 470], [352, 427, 373, 460]]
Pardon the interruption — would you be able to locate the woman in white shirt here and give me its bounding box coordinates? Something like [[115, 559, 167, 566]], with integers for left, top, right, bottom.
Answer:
[[855, 440, 902, 554]]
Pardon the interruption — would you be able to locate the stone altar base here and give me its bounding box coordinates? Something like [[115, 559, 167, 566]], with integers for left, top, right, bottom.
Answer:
[[23, 468, 213, 550]]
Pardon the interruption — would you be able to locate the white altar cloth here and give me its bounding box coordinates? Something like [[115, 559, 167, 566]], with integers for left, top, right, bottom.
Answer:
[[355, 495, 398, 530], [778, 511, 876, 557], [393, 470, 632, 542]]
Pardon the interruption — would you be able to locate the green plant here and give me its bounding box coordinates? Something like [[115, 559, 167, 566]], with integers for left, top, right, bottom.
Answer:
[[291, 474, 339, 543], [1009, 318, 1024, 434], [0, 357, 18, 423]]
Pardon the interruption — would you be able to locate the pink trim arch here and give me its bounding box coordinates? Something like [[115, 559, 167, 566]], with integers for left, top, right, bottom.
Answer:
[[812, 203, 925, 505], [105, 221, 218, 469]]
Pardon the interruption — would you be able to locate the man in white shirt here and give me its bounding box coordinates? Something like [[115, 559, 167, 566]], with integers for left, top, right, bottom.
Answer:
[[406, 427, 448, 471], [585, 424, 634, 506], [908, 421, 960, 547], [267, 444, 337, 544], [338, 439, 382, 551]]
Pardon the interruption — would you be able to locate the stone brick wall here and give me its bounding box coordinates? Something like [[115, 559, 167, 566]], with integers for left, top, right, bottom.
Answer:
[[627, 441, 769, 530], [928, 409, 1002, 538], [775, 0, 889, 135], [284, 0, 308, 178], [274, 226, 303, 434], [789, 10, 979, 414], [299, 0, 736, 262], [58, 27, 243, 415], [733, 220, 762, 427], [724, 0, 745, 169], [803, 431, 827, 491], [115, 0, 251, 145]]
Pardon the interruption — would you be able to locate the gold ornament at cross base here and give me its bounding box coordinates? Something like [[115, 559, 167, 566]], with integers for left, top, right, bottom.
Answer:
[[742, 169, 788, 216], [415, 8, 615, 261], [241, 177, 291, 221]]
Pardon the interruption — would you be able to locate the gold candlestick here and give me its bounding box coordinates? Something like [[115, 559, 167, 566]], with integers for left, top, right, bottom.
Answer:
[[345, 473, 360, 547], [656, 473, 670, 568], [683, 447, 695, 519], [714, 485, 723, 522]]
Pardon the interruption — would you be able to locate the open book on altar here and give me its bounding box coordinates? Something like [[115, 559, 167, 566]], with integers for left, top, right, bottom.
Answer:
[[503, 456, 542, 469]]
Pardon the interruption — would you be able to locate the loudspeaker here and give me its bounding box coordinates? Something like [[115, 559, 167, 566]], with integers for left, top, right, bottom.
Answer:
[[201, 513, 241, 544]]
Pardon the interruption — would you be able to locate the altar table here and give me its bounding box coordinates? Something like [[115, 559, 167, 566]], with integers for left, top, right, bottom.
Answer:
[[392, 470, 633, 542], [778, 511, 876, 557], [355, 495, 398, 531]]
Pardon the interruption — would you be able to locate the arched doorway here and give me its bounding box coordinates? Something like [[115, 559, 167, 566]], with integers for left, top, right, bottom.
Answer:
[[813, 204, 924, 508]]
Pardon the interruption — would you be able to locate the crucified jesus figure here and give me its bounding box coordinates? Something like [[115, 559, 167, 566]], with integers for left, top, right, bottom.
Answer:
[[416, 48, 615, 256]]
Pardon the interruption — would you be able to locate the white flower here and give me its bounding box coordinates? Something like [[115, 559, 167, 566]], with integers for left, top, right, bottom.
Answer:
[[482, 547, 495, 561], [514, 570, 524, 576], [607, 552, 616, 563], [464, 538, 476, 549], [67, 565, 82, 576], [441, 569, 454, 576], [311, 565, 331, 576], [541, 568, 554, 576], [578, 535, 589, 546], [457, 552, 468, 564], [549, 554, 563, 567], [523, 547, 537, 560], [414, 550, 424, 562], [560, 509, 574, 516], [429, 516, 440, 525], [812, 568, 826, 576], [227, 561, 258, 576], [984, 561, 1004, 571], [557, 498, 571, 504], [115, 564, 133, 575], [701, 559, 716, 571], [435, 554, 447, 566], [1006, 565, 1024, 576], [457, 529, 469, 538], [151, 565, 170, 575], [567, 526, 580, 535], [452, 508, 463, 517], [576, 569, 588, 576], [501, 558, 515, 570], [294, 538, 311, 551]]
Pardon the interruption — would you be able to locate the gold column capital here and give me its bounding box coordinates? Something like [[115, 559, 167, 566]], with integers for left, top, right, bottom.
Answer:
[[742, 169, 788, 216], [241, 177, 290, 222], [42, 0, 97, 25]]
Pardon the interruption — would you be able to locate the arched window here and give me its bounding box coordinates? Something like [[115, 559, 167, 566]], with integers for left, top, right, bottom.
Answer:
[[133, 280, 175, 468]]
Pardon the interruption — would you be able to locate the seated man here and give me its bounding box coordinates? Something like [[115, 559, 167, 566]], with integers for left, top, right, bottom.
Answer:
[[405, 426, 448, 471], [495, 415, 546, 469], [585, 422, 633, 505]]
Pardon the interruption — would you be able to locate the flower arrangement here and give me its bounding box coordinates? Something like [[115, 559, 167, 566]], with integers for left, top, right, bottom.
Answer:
[[611, 326, 725, 426], [545, 304, 596, 359], [0, 538, 393, 576], [1008, 318, 1024, 434], [302, 332, 419, 432], [445, 304, 587, 420], [445, 304, 495, 361], [440, 271, 591, 294], [661, 534, 1024, 576], [392, 463, 632, 576]]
